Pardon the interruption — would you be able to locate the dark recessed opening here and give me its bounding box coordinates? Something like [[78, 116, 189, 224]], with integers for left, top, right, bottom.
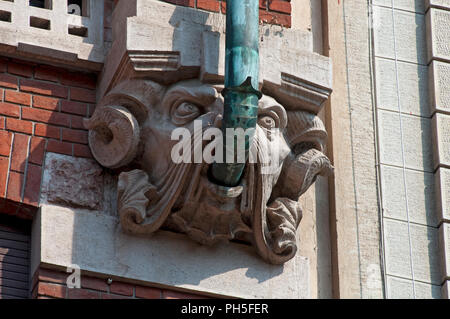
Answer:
[[30, 16, 50, 30], [68, 25, 88, 37], [0, 10, 11, 22], [29, 0, 52, 9], [68, 0, 88, 17]]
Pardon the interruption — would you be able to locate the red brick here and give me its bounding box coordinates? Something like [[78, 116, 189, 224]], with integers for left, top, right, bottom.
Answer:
[[4, 90, 31, 106], [22, 107, 70, 127], [0, 102, 20, 118], [38, 282, 67, 299], [62, 128, 88, 144], [46, 140, 72, 156], [70, 87, 96, 103], [34, 66, 61, 83], [0, 116, 4, 129], [0, 74, 18, 89], [33, 95, 59, 111], [10, 133, 30, 173], [8, 62, 33, 78], [102, 293, 132, 299], [6, 171, 24, 202], [268, 0, 291, 14], [259, 10, 291, 27], [87, 104, 95, 117], [260, 0, 267, 9], [197, 0, 220, 12], [60, 72, 96, 90], [61, 100, 87, 116], [0, 130, 12, 156], [6, 118, 33, 134], [80, 276, 108, 292], [29, 136, 46, 165], [0, 59, 6, 73], [221, 1, 226, 14], [73, 144, 92, 159], [38, 268, 68, 285], [0, 157, 8, 196], [109, 281, 134, 296], [15, 205, 35, 220], [0, 88, 3, 101], [68, 288, 101, 299], [23, 163, 42, 206], [136, 286, 161, 299], [71, 115, 86, 130], [1, 200, 19, 215], [20, 79, 68, 99], [162, 289, 207, 299], [35, 123, 60, 139]]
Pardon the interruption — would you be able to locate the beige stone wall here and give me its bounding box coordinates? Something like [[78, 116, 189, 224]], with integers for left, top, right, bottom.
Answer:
[[324, 0, 447, 299], [291, 0, 323, 53]]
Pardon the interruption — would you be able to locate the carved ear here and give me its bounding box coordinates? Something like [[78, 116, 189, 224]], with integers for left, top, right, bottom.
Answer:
[[84, 105, 140, 169]]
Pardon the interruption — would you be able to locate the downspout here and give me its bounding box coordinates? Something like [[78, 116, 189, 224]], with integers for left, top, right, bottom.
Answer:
[[210, 0, 262, 187]]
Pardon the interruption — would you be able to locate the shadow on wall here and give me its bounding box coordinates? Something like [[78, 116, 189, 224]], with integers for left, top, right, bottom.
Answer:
[[69, 4, 289, 289]]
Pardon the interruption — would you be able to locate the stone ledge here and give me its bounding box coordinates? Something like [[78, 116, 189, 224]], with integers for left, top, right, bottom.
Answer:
[[32, 204, 310, 299]]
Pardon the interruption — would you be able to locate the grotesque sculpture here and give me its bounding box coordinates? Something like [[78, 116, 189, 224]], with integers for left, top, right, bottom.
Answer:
[[85, 79, 332, 265]]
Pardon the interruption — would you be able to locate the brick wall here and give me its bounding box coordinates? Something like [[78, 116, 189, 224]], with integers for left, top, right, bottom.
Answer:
[[32, 268, 211, 299], [160, 0, 292, 27], [0, 58, 96, 218]]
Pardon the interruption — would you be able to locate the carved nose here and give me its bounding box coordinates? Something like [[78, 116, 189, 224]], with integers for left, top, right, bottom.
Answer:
[[214, 113, 223, 129]]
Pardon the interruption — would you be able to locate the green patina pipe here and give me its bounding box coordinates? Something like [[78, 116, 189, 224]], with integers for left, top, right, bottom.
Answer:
[[210, 0, 262, 187]]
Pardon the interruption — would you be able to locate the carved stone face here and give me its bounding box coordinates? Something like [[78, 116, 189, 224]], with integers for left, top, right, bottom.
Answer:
[[85, 79, 332, 265]]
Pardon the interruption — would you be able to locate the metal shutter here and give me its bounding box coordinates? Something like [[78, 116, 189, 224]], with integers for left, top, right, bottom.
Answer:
[[0, 217, 30, 299]]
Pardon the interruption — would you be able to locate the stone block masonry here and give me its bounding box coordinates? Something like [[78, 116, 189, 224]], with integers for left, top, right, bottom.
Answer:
[[159, 0, 292, 27], [0, 57, 96, 215]]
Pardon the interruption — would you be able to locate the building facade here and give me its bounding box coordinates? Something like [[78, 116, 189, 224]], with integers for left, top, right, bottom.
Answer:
[[0, 0, 448, 299]]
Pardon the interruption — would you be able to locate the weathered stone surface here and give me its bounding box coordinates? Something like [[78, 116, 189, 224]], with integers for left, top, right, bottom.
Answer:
[[429, 60, 450, 115], [432, 113, 450, 168], [443, 280, 450, 299], [378, 110, 434, 172], [325, 0, 384, 298], [386, 276, 442, 299], [427, 8, 450, 63], [85, 79, 332, 265], [42, 153, 104, 210], [34, 205, 311, 299], [0, 0, 104, 66], [380, 165, 437, 227], [376, 57, 430, 117], [373, 6, 427, 64], [440, 223, 450, 281], [374, 0, 426, 13], [436, 168, 450, 222], [426, 0, 450, 10], [383, 219, 441, 285]]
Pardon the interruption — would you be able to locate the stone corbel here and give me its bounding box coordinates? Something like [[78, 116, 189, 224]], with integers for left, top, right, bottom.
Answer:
[[91, 0, 333, 265]]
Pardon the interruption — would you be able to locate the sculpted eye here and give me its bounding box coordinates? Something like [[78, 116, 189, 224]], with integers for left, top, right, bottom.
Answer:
[[172, 102, 201, 125], [259, 116, 276, 130]]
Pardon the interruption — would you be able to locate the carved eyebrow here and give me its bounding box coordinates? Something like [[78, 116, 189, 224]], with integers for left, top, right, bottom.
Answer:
[[161, 84, 218, 113]]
